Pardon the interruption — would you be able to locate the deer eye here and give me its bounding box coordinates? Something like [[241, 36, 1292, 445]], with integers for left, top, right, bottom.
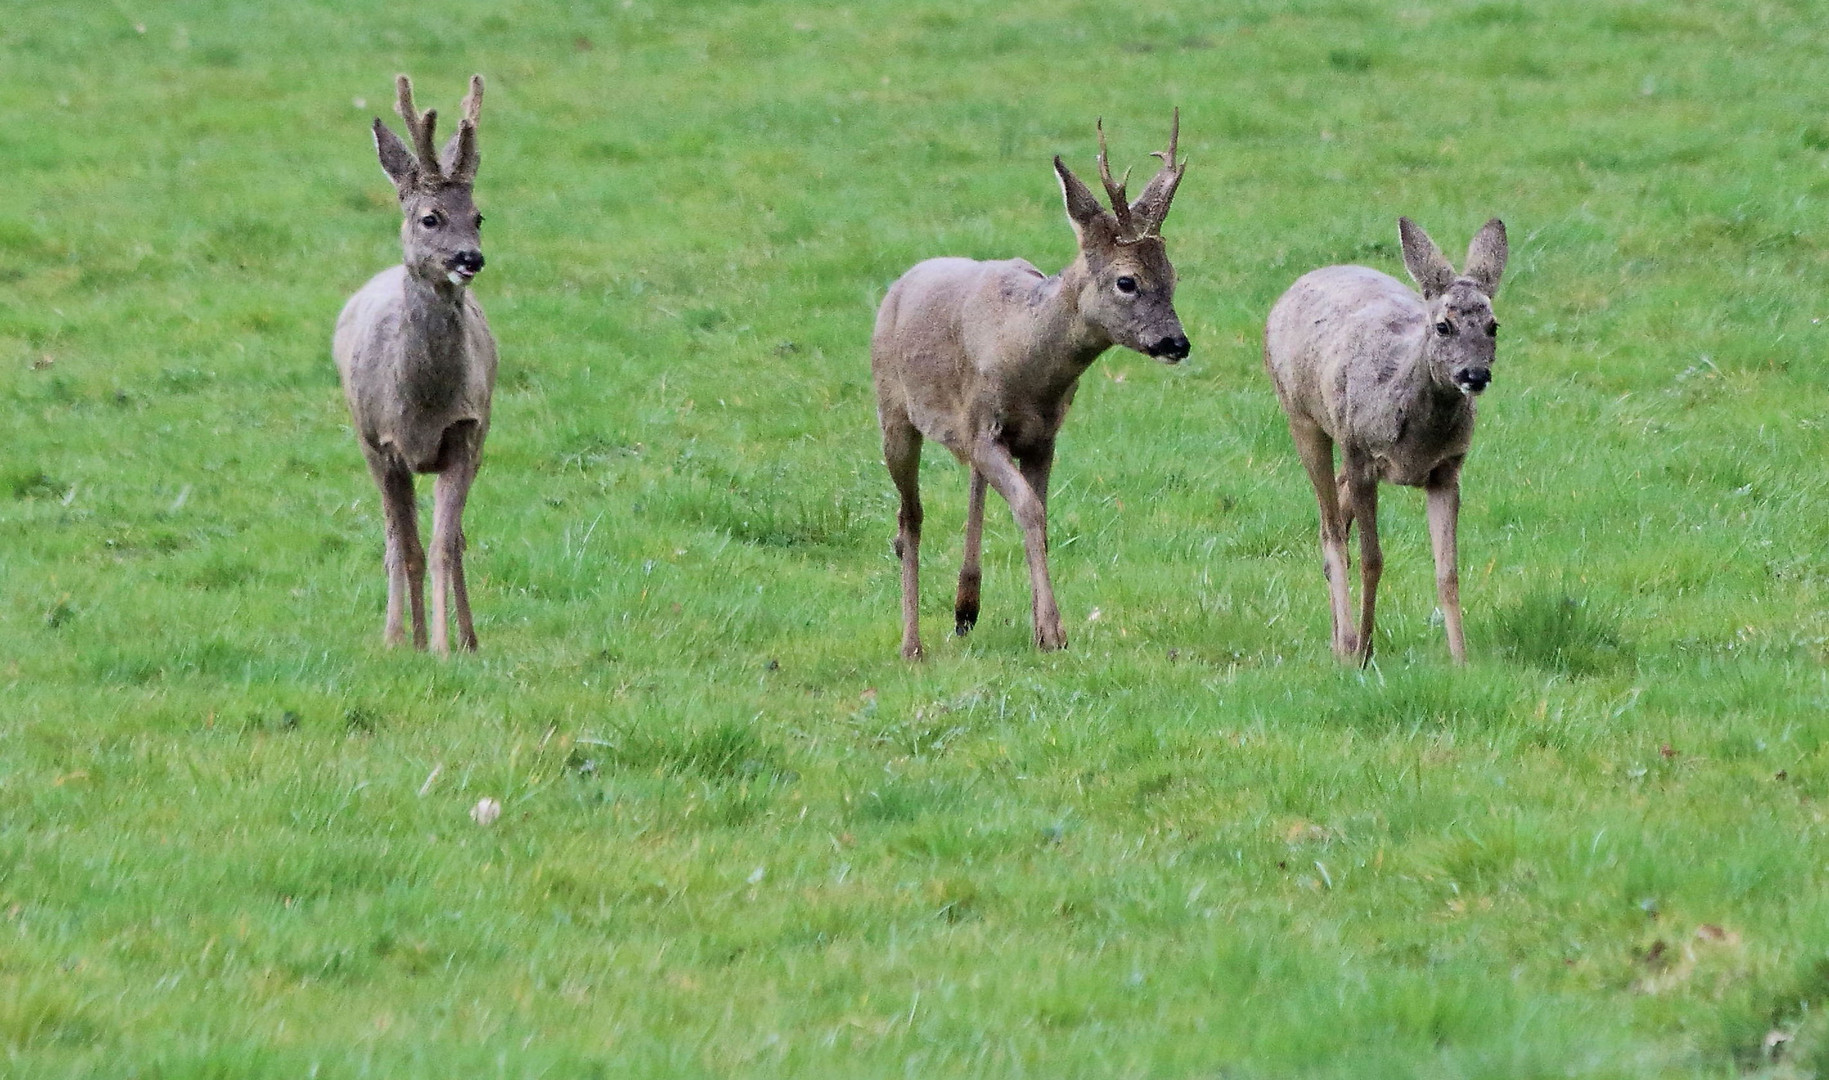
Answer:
[[474, 214, 484, 228], [1486, 321, 1499, 337], [1435, 320, 1454, 335], [420, 213, 441, 228], [1115, 276, 1138, 295]]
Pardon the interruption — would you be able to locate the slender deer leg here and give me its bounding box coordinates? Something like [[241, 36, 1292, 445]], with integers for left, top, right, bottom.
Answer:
[[1018, 439, 1057, 516], [1426, 458, 1467, 665], [430, 430, 481, 656], [884, 420, 925, 660], [1344, 455, 1382, 668], [955, 468, 987, 636], [972, 436, 1063, 651], [1289, 419, 1355, 659], [366, 449, 427, 651]]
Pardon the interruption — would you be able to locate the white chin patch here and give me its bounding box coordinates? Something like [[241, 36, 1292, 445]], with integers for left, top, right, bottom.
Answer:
[[447, 271, 467, 286]]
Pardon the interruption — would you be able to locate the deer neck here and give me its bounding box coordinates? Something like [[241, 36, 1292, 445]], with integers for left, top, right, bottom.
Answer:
[[398, 270, 473, 406], [1020, 257, 1112, 393], [401, 271, 470, 357]]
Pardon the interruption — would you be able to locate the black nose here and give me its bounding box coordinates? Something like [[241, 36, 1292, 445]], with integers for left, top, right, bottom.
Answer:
[[1458, 368, 1490, 392], [1148, 334, 1191, 362], [451, 250, 485, 273]]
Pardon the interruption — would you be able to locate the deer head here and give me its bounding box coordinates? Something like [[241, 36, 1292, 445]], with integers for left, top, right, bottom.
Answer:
[[1399, 217, 1508, 396], [1053, 110, 1190, 363], [372, 74, 487, 289]]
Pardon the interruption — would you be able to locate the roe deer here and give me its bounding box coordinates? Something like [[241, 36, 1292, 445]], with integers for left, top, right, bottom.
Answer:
[[334, 74, 496, 654], [1264, 217, 1508, 666], [871, 113, 1190, 659]]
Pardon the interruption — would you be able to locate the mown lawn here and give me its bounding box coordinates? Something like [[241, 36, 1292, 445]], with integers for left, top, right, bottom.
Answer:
[[4, 0, 1829, 1075]]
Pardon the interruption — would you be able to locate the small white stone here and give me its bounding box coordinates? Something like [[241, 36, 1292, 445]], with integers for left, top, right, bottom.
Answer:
[[470, 797, 502, 826]]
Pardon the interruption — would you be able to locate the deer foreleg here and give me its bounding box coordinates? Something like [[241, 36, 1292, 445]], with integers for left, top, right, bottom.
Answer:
[[955, 468, 986, 636], [1426, 459, 1466, 665], [431, 450, 480, 656], [973, 437, 1063, 651], [368, 452, 426, 651]]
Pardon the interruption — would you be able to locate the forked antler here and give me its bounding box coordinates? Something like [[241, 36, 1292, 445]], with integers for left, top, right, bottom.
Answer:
[[394, 75, 442, 180], [1129, 107, 1185, 238], [1095, 118, 1137, 240], [444, 74, 484, 183]]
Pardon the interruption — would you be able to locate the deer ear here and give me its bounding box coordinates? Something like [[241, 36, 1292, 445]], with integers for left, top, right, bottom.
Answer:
[[1462, 218, 1508, 298], [1398, 217, 1456, 300], [1055, 156, 1110, 241], [374, 119, 419, 192]]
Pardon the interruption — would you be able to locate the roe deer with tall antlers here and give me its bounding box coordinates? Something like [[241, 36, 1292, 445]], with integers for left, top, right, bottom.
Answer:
[[1264, 217, 1508, 666], [334, 74, 496, 654], [871, 113, 1190, 659]]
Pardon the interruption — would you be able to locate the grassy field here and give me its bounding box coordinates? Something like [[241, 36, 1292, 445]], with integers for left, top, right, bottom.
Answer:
[[4, 0, 1829, 1074]]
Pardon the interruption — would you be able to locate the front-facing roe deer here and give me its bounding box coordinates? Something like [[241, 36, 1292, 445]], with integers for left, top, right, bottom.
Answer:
[[871, 113, 1190, 659], [334, 74, 496, 654], [1264, 217, 1509, 666]]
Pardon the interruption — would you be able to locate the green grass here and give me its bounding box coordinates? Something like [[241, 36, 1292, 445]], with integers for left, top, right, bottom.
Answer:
[[4, 0, 1829, 1074]]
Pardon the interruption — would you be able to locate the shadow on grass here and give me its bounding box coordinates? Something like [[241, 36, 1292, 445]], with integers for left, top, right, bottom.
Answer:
[[1491, 590, 1634, 677]]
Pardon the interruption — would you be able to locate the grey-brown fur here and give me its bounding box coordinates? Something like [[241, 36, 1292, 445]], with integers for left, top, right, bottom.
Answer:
[[871, 114, 1190, 659], [333, 74, 496, 654], [1264, 217, 1508, 665]]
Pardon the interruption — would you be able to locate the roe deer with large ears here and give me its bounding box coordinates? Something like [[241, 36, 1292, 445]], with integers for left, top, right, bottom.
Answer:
[[1264, 217, 1509, 666], [871, 113, 1190, 659], [334, 74, 496, 654]]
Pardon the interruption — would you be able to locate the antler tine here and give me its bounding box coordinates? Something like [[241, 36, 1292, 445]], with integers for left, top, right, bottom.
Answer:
[[1150, 106, 1180, 170], [461, 74, 484, 127], [1095, 118, 1136, 237], [394, 74, 441, 178]]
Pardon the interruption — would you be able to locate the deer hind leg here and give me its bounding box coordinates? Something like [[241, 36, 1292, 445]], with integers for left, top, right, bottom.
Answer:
[[955, 468, 987, 636], [430, 421, 483, 656], [973, 436, 1063, 651], [1343, 455, 1382, 668], [1426, 458, 1467, 665], [1289, 419, 1355, 659], [366, 448, 427, 650], [883, 419, 925, 660]]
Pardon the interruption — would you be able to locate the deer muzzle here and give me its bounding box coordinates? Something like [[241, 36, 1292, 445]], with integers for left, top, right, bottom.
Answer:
[[1146, 333, 1191, 364], [446, 250, 485, 284], [1454, 367, 1490, 395]]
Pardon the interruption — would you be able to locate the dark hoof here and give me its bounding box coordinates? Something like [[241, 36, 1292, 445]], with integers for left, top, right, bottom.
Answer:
[[954, 603, 979, 637]]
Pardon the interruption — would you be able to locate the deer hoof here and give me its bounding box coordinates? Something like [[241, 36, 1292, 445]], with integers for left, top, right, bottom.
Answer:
[[901, 641, 926, 661], [954, 604, 979, 637], [1035, 626, 1068, 652]]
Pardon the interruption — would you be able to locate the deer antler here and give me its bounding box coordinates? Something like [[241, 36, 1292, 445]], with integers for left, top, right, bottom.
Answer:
[[1095, 118, 1137, 240], [394, 75, 442, 181], [460, 74, 483, 127], [443, 74, 484, 183], [1130, 107, 1186, 238]]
